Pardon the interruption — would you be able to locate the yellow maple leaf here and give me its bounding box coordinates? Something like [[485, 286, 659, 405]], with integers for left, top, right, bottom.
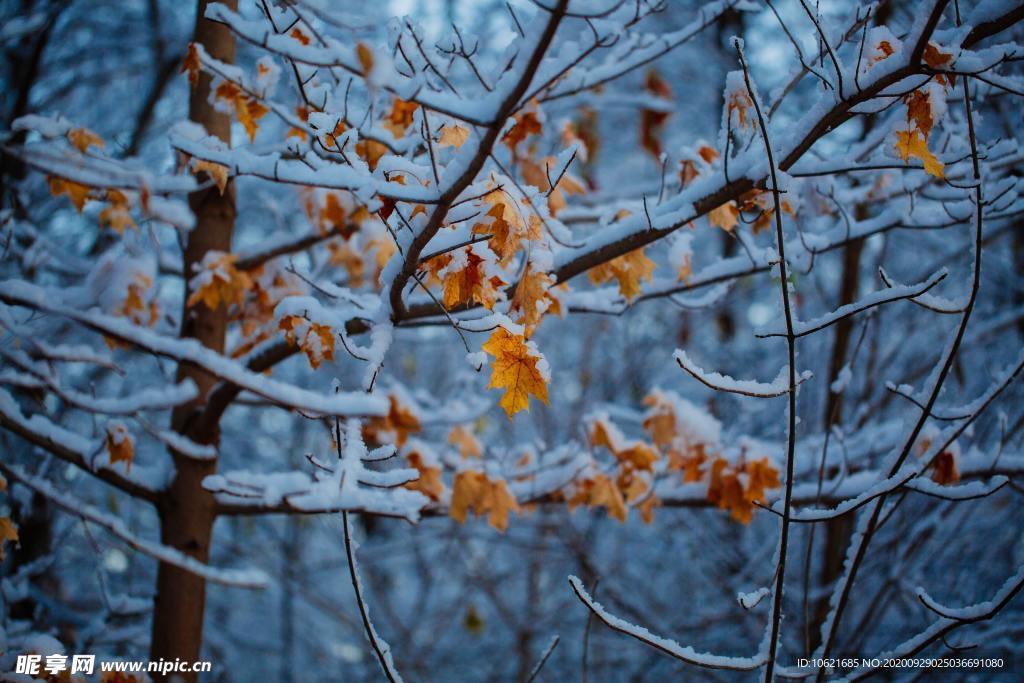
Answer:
[[586, 247, 655, 301], [510, 265, 555, 329], [67, 127, 104, 153], [105, 423, 135, 471], [895, 129, 944, 178], [438, 124, 469, 148], [238, 98, 269, 143], [482, 327, 549, 418]]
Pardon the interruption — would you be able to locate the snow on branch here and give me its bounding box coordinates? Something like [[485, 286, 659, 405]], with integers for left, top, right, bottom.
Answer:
[[674, 350, 811, 398], [903, 475, 1008, 501], [568, 576, 765, 671], [0, 345, 197, 415], [756, 269, 949, 339], [543, 0, 745, 101], [0, 461, 268, 589], [0, 281, 388, 418], [170, 128, 436, 203], [209, 420, 429, 520], [845, 563, 1024, 681], [0, 389, 159, 501]]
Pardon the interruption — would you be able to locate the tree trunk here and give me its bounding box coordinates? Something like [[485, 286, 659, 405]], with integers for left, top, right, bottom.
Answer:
[[808, 220, 865, 654], [148, 1, 236, 679]]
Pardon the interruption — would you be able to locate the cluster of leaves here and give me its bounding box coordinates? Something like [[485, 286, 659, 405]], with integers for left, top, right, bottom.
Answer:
[[572, 391, 783, 525]]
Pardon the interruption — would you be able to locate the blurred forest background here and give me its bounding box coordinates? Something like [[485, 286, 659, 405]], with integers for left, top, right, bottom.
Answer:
[[1, 0, 1023, 681]]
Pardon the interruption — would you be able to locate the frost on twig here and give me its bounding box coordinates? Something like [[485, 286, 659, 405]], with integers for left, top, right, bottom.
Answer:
[[674, 349, 811, 398]]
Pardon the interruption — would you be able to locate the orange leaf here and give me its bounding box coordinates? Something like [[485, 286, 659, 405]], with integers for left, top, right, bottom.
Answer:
[[438, 124, 469, 148], [356, 42, 374, 74], [0, 517, 18, 561], [571, 474, 628, 523], [904, 90, 934, 140], [502, 108, 542, 156], [68, 127, 104, 153], [187, 252, 254, 311], [509, 265, 555, 329], [586, 247, 655, 301], [708, 201, 739, 232], [744, 457, 781, 504], [384, 98, 418, 138], [181, 43, 202, 89], [895, 129, 944, 178], [362, 394, 422, 447], [931, 451, 960, 486], [47, 176, 91, 212], [277, 315, 335, 369], [441, 249, 505, 310], [193, 160, 230, 194], [482, 327, 549, 418], [405, 450, 445, 501], [105, 423, 135, 471], [449, 425, 483, 458], [450, 471, 520, 532], [99, 190, 136, 234]]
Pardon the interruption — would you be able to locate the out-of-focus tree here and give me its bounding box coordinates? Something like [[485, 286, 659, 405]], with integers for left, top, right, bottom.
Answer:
[[1, 1, 1023, 681]]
